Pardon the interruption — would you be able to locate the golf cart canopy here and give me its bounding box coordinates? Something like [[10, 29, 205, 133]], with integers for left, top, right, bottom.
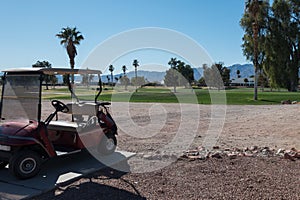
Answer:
[[2, 68, 102, 75], [0, 68, 103, 123]]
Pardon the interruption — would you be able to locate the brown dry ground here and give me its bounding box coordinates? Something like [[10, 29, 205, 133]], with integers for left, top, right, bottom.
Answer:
[[33, 102, 300, 200]]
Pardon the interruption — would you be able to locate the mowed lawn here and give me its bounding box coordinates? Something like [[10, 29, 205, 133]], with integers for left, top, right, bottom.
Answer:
[[42, 86, 300, 105]]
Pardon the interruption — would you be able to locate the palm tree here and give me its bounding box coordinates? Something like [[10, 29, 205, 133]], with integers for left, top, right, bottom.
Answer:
[[168, 57, 178, 69], [167, 58, 179, 92], [122, 65, 127, 76], [56, 27, 84, 83], [245, 0, 264, 100], [132, 59, 139, 92], [109, 65, 114, 86], [237, 69, 241, 78]]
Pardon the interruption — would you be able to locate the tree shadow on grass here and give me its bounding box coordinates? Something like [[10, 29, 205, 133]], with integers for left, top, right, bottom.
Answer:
[[259, 99, 279, 104]]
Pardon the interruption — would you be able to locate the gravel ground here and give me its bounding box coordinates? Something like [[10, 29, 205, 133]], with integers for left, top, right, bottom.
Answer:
[[32, 102, 300, 200], [34, 157, 300, 200]]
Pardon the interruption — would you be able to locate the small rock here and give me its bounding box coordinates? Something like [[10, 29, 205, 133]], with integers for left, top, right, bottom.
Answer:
[[152, 155, 162, 160], [188, 155, 200, 160], [211, 152, 222, 159], [143, 154, 152, 159], [276, 149, 285, 155], [262, 149, 270, 156], [213, 146, 220, 150], [238, 152, 246, 156], [233, 147, 242, 152], [180, 154, 188, 159], [205, 152, 211, 159], [281, 100, 291, 104], [198, 146, 205, 151], [228, 153, 238, 159], [284, 153, 296, 161], [293, 153, 300, 159], [244, 153, 254, 157], [250, 146, 258, 151]]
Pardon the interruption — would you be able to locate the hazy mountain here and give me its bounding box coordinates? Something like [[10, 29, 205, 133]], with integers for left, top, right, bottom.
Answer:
[[228, 64, 254, 79], [99, 64, 255, 83]]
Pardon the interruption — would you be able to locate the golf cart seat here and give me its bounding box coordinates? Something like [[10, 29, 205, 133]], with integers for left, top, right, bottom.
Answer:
[[65, 101, 111, 115], [66, 102, 98, 116], [48, 121, 79, 132]]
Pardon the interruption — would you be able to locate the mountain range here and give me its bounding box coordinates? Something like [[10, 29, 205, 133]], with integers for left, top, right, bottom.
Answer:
[[104, 64, 255, 83]]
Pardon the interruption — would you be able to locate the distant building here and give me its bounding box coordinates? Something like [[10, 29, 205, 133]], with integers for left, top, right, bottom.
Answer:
[[231, 77, 254, 86]]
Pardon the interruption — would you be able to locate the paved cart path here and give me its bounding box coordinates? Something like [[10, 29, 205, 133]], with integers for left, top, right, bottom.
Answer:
[[0, 150, 135, 200]]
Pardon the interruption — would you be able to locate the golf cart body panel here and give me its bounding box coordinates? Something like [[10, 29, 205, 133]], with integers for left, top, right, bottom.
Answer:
[[0, 68, 118, 179]]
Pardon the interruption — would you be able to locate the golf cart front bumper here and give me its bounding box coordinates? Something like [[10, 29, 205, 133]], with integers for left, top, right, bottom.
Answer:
[[0, 146, 12, 161]]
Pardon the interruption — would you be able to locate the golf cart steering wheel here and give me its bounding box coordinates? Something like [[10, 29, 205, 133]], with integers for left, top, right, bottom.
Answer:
[[51, 100, 69, 113]]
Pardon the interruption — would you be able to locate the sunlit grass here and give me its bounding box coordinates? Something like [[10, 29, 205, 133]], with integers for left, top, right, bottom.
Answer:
[[41, 86, 300, 105]]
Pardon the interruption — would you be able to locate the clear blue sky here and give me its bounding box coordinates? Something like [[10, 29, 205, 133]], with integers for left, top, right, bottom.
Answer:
[[0, 0, 250, 73]]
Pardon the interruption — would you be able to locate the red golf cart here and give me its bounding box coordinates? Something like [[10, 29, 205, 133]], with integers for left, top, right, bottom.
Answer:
[[0, 68, 117, 179]]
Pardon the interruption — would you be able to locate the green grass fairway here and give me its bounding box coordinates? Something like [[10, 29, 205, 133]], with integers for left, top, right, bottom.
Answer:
[[42, 86, 300, 105], [224, 89, 299, 105]]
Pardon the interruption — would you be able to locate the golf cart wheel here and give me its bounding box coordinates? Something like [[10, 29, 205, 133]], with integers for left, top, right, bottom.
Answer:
[[9, 150, 42, 179], [98, 132, 117, 155], [0, 161, 8, 169]]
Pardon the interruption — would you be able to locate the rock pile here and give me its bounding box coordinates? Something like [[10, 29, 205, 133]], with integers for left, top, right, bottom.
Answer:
[[281, 100, 298, 104], [182, 146, 300, 161]]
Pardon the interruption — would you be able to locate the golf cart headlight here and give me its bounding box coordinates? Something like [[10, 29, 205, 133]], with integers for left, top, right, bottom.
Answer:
[[0, 145, 11, 151]]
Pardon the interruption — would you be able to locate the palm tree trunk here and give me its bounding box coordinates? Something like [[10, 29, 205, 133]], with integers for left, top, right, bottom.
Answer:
[[253, 21, 259, 100], [135, 67, 137, 92], [254, 68, 258, 100], [111, 73, 113, 87]]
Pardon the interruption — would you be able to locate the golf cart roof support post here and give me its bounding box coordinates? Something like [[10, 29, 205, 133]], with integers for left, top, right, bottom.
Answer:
[[37, 74, 43, 122], [66, 74, 79, 103], [0, 73, 7, 120], [95, 74, 103, 103]]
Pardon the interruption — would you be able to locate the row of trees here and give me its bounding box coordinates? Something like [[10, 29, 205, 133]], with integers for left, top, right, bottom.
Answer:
[[33, 26, 144, 90], [202, 63, 231, 90], [106, 59, 140, 84], [39, 26, 233, 92], [32, 61, 57, 89], [164, 58, 232, 92], [164, 58, 195, 92], [240, 0, 300, 100]]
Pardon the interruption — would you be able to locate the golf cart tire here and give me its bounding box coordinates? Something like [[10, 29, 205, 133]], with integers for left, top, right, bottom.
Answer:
[[0, 161, 8, 169], [98, 132, 117, 155], [9, 150, 42, 179]]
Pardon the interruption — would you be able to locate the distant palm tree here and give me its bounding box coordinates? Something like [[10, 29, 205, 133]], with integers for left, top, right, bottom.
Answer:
[[109, 65, 114, 85], [167, 58, 179, 92], [237, 69, 241, 78], [132, 59, 139, 92], [56, 27, 84, 83], [122, 65, 127, 76], [168, 57, 178, 69]]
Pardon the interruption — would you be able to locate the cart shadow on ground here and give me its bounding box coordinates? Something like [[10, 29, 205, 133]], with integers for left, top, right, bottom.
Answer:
[[38, 164, 147, 200], [0, 150, 140, 200]]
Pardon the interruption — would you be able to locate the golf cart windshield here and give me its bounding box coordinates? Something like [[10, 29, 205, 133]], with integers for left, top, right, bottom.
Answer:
[[0, 73, 41, 123], [0, 68, 102, 123]]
